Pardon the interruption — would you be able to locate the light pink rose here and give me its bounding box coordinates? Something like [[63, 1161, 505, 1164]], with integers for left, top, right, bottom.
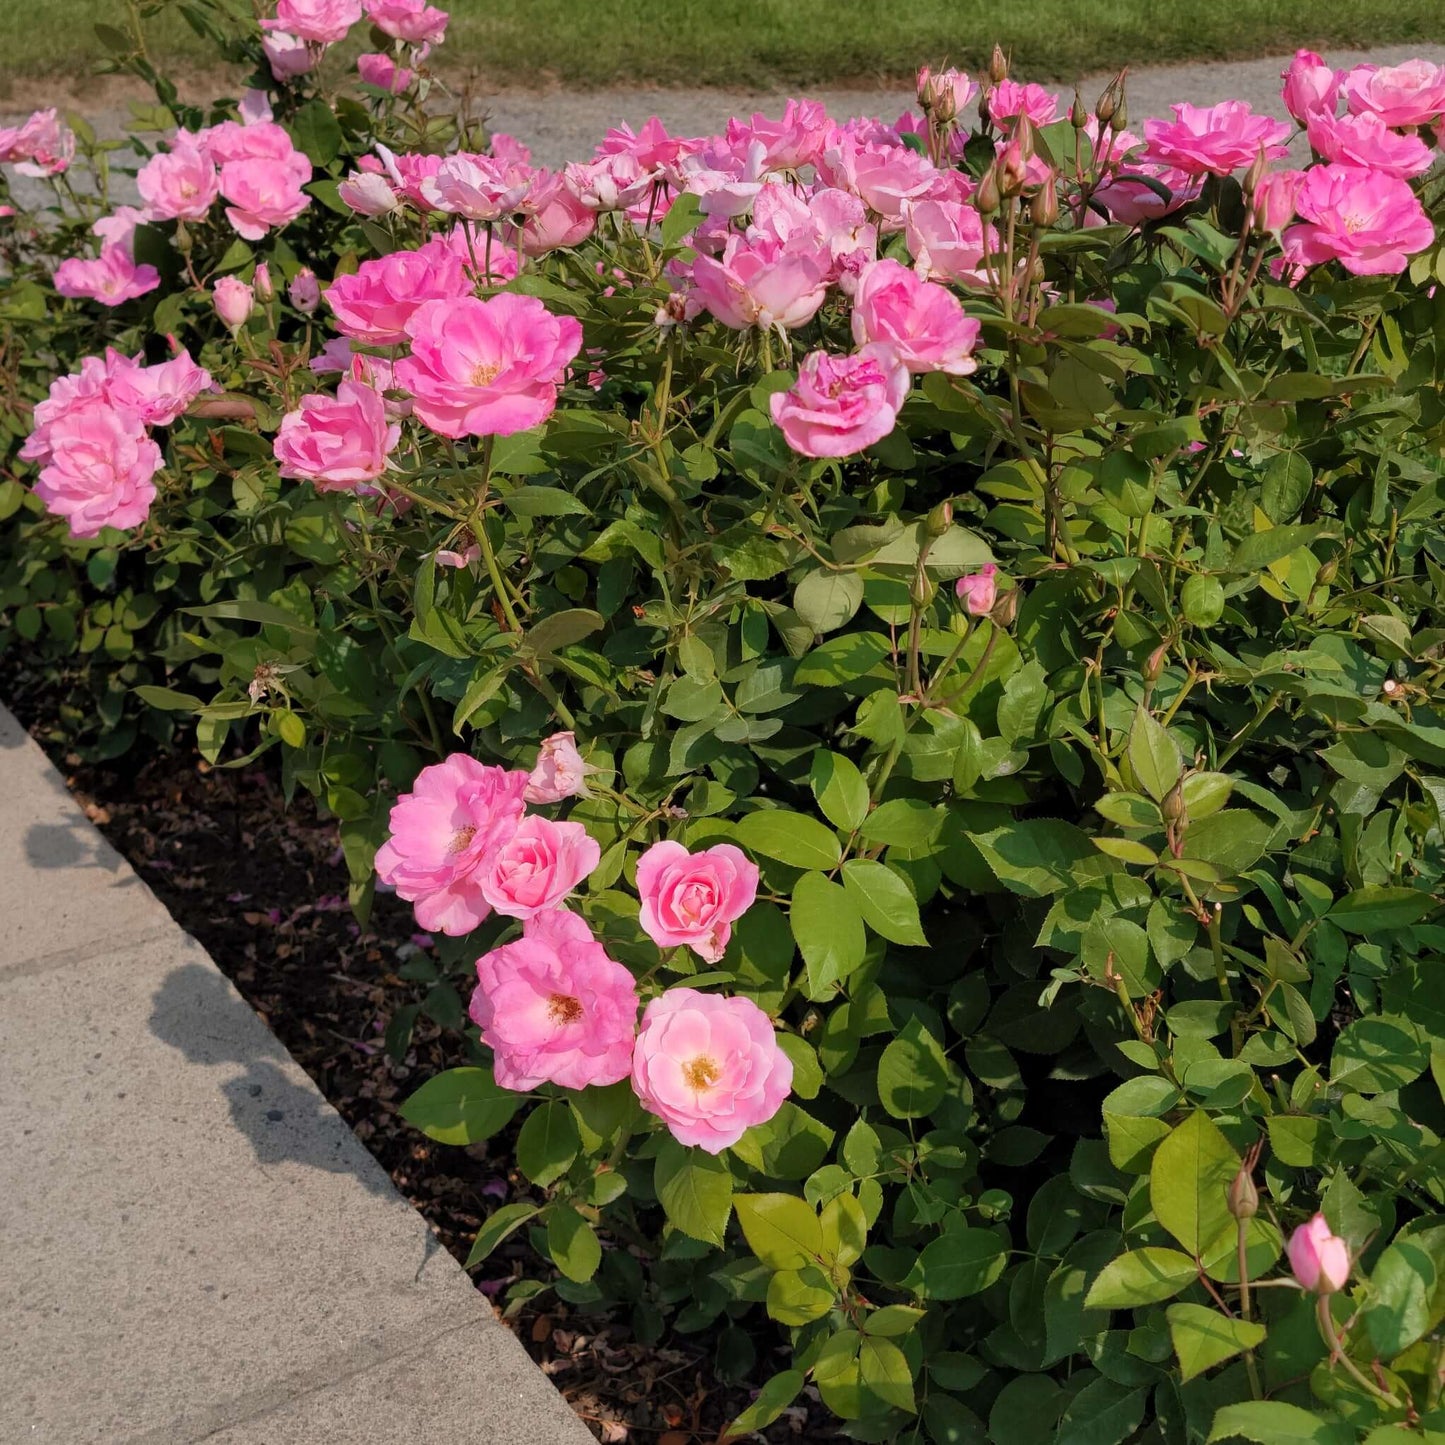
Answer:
[[136, 143, 219, 221], [1342, 58, 1445, 128], [324, 236, 470, 344], [525, 732, 591, 803], [21, 356, 110, 464], [956, 563, 998, 616], [33, 403, 162, 539], [422, 152, 533, 220], [989, 79, 1060, 127], [518, 170, 596, 255], [1287, 1213, 1351, 1294], [288, 267, 321, 312], [564, 151, 655, 212], [818, 136, 940, 229], [595, 115, 690, 171], [212, 275, 255, 329], [220, 158, 310, 239], [7, 109, 74, 177], [770, 345, 910, 459], [469, 910, 638, 1092], [904, 198, 993, 287], [92, 205, 147, 250], [396, 292, 583, 439], [357, 52, 413, 92], [264, 0, 361, 44], [479, 815, 600, 920], [630, 988, 792, 1153], [723, 98, 831, 171], [373, 146, 445, 206], [1306, 109, 1434, 179], [851, 258, 981, 376], [1282, 50, 1341, 123], [635, 841, 758, 964], [1281, 164, 1435, 277], [489, 132, 532, 167], [199, 120, 309, 173], [273, 379, 400, 490], [374, 755, 529, 935], [1142, 101, 1291, 176], [337, 169, 399, 215], [239, 89, 274, 125], [53, 244, 160, 307], [690, 232, 830, 331], [102, 348, 213, 427], [364, 0, 447, 43], [262, 30, 314, 79]]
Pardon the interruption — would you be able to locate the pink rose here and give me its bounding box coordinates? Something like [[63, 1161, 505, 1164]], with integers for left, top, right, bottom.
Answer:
[[324, 237, 470, 344], [364, 0, 447, 43], [374, 755, 529, 935], [136, 143, 219, 222], [274, 379, 400, 490], [1342, 59, 1445, 128], [337, 169, 399, 215], [263, 0, 361, 44], [479, 815, 600, 920], [7, 109, 74, 177], [421, 152, 532, 220], [396, 292, 583, 439], [904, 198, 993, 288], [1281, 164, 1435, 277], [220, 158, 310, 239], [470, 910, 638, 1092], [21, 357, 110, 464], [103, 348, 213, 427], [1252, 169, 1305, 233], [770, 345, 910, 459], [1305, 109, 1434, 180], [198, 120, 308, 171], [518, 170, 596, 255], [918, 66, 978, 120], [262, 31, 314, 79], [1282, 50, 1340, 123], [525, 732, 591, 803], [989, 79, 1060, 127], [1093, 166, 1202, 226], [851, 258, 981, 376], [33, 403, 162, 539], [212, 275, 255, 330], [289, 267, 321, 312], [956, 563, 998, 616], [690, 232, 830, 331], [53, 244, 160, 307], [818, 136, 939, 229], [1142, 101, 1291, 176], [724, 99, 831, 171], [635, 841, 758, 964], [1287, 1213, 1351, 1294], [357, 52, 413, 92], [92, 205, 147, 250], [630, 988, 792, 1153]]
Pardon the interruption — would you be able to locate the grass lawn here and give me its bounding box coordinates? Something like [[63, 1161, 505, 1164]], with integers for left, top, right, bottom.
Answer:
[[10, 0, 1445, 89]]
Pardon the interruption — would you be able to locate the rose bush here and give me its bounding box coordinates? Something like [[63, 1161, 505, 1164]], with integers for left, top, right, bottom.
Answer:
[[4, 7, 1445, 1440]]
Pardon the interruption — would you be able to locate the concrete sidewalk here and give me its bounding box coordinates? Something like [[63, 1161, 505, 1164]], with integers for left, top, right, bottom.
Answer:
[[0, 704, 594, 1444]]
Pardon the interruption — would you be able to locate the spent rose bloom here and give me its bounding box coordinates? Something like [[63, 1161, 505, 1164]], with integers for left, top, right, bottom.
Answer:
[[526, 732, 591, 803], [53, 244, 160, 307], [137, 143, 220, 222], [956, 563, 999, 616], [636, 841, 759, 963], [1282, 49, 1341, 123], [770, 345, 910, 459], [273, 379, 401, 490], [422, 152, 532, 220], [288, 267, 321, 312], [689, 233, 830, 331], [324, 237, 470, 344], [33, 404, 163, 539], [264, 0, 361, 43], [1281, 164, 1435, 277], [851, 258, 981, 376], [373, 755, 529, 935], [396, 293, 583, 439], [220, 159, 310, 240], [364, 0, 448, 43], [1305, 109, 1434, 180], [9, 109, 74, 178], [630, 989, 793, 1153], [103, 349, 213, 427], [479, 816, 601, 920], [1142, 101, 1291, 176], [1287, 1213, 1351, 1294], [357, 53, 414, 92], [212, 275, 255, 330], [469, 910, 638, 1092], [1342, 58, 1445, 128]]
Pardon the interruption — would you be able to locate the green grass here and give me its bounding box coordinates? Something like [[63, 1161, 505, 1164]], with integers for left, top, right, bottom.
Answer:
[[10, 0, 1445, 89]]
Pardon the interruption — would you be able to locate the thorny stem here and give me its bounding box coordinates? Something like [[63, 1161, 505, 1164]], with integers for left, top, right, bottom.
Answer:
[[1316, 1295, 1404, 1410]]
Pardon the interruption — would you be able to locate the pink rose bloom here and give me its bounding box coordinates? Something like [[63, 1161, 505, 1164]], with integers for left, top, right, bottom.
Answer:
[[564, 152, 656, 213], [819, 136, 939, 229], [92, 205, 147, 250], [595, 115, 690, 172], [918, 66, 978, 120], [357, 53, 414, 92], [337, 169, 399, 215], [21, 357, 110, 464], [10, 109, 74, 177], [724, 98, 832, 171], [239, 89, 274, 125], [1342, 59, 1445, 128], [324, 236, 470, 344], [274, 379, 400, 490], [490, 132, 532, 167], [1306, 109, 1434, 179], [1282, 50, 1341, 123], [690, 232, 830, 332], [989, 79, 1060, 127], [635, 840, 758, 964], [137, 143, 219, 222], [422, 152, 533, 220], [1252, 168, 1306, 233], [364, 0, 447, 42], [396, 293, 583, 439], [103, 348, 213, 427], [1142, 101, 1291, 176], [1282, 164, 1435, 277], [1287, 1213, 1351, 1294], [200, 120, 309, 174], [374, 755, 529, 935], [525, 732, 591, 803], [470, 910, 638, 1092], [212, 275, 255, 329], [264, 0, 361, 44], [479, 815, 600, 920], [220, 159, 310, 239], [851, 258, 981, 376], [374, 146, 446, 207], [289, 267, 321, 312], [33, 404, 163, 539], [1093, 166, 1202, 226], [630, 988, 792, 1153], [771, 345, 910, 459], [903, 198, 993, 288], [53, 244, 160, 307], [262, 31, 314, 79], [518, 170, 596, 255], [956, 563, 998, 616]]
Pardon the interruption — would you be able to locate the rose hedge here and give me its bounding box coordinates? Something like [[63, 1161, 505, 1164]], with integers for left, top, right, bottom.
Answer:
[[5, 5, 1445, 1441]]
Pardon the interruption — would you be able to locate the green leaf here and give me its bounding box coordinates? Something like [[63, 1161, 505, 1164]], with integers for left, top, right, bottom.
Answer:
[[1208, 1400, 1354, 1444], [859, 1334, 916, 1414], [970, 818, 1098, 897], [1363, 1239, 1436, 1357], [1327, 886, 1436, 933], [465, 1202, 539, 1268], [1226, 524, 1324, 574], [1331, 1015, 1428, 1094], [133, 685, 205, 713], [1128, 704, 1182, 801], [1150, 1111, 1238, 1256], [1261, 454, 1313, 524], [1167, 1303, 1265, 1383], [724, 1370, 805, 1437], [859, 797, 943, 848], [736, 809, 842, 869], [547, 1204, 601, 1282], [909, 1227, 1008, 1300], [525, 608, 604, 657], [655, 1136, 733, 1245], [791, 871, 866, 996], [794, 571, 864, 634], [877, 1016, 951, 1118], [766, 1266, 835, 1325], [775, 1033, 823, 1099], [734, 1193, 824, 1270], [289, 98, 343, 165], [515, 1101, 580, 1186], [1181, 810, 1273, 875], [500, 485, 590, 517], [1086, 1248, 1199, 1308], [841, 858, 927, 946], [398, 1067, 522, 1146], [660, 189, 704, 247], [809, 750, 869, 832]]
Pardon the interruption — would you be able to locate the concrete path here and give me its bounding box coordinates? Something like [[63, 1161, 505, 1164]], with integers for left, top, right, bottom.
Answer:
[[0, 703, 593, 1444]]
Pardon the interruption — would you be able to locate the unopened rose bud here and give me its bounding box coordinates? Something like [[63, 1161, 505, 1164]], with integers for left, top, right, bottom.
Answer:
[[989, 44, 1008, 85], [253, 261, 274, 302], [999, 141, 1029, 196], [956, 563, 999, 617], [1243, 145, 1268, 199], [288, 266, 320, 313], [1143, 640, 1168, 685], [925, 500, 954, 538], [212, 275, 255, 332], [977, 88, 993, 129], [976, 165, 1002, 215], [1161, 779, 1188, 828], [1070, 90, 1087, 129], [911, 572, 937, 609], [917, 65, 934, 109], [1030, 174, 1059, 227], [1288, 1213, 1350, 1294], [989, 586, 1019, 629], [1110, 98, 1129, 133], [1228, 1164, 1259, 1221], [1315, 557, 1338, 587]]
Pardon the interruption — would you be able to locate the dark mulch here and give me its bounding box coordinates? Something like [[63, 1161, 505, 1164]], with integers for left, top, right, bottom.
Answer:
[[1, 663, 817, 1444]]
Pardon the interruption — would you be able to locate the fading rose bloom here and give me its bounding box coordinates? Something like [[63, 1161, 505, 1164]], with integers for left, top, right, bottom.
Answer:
[[33, 404, 163, 539], [851, 257, 981, 375], [989, 79, 1060, 126], [1341, 58, 1445, 128], [1142, 101, 1291, 176], [1282, 49, 1341, 123], [364, 0, 447, 43], [435, 544, 480, 568], [262, 30, 313, 79], [212, 275, 255, 329], [220, 159, 310, 239], [631, 988, 792, 1153], [635, 841, 758, 964], [373, 755, 529, 935], [396, 292, 583, 439], [103, 348, 213, 427], [690, 232, 830, 331], [264, 0, 361, 44], [904, 198, 994, 287], [470, 910, 638, 1092], [479, 816, 600, 920], [1287, 1213, 1351, 1294], [1282, 163, 1435, 277], [239, 89, 274, 125], [9, 109, 74, 177], [526, 732, 591, 803], [338, 169, 400, 215], [135, 142, 219, 221], [274, 379, 400, 490], [357, 52, 414, 92], [770, 344, 910, 459], [53, 244, 160, 307], [956, 563, 998, 616], [517, 169, 596, 254], [289, 267, 321, 312], [1306, 108, 1434, 179], [324, 236, 471, 344]]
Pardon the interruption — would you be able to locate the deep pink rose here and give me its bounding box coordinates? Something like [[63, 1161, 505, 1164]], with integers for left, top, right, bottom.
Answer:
[[851, 258, 981, 376], [1093, 166, 1202, 226], [1287, 1213, 1351, 1294], [1281, 164, 1435, 277], [1306, 109, 1434, 179], [220, 159, 310, 240], [102, 349, 213, 427], [690, 233, 830, 331], [1282, 50, 1340, 123], [274, 379, 400, 490], [364, 0, 447, 43], [137, 143, 219, 222], [479, 815, 600, 920], [470, 910, 638, 1092], [53, 244, 160, 307], [635, 840, 758, 964], [33, 403, 162, 539], [956, 563, 998, 616], [324, 237, 471, 344], [770, 345, 910, 459], [1342, 59, 1445, 128], [264, 0, 361, 43], [374, 755, 529, 935], [396, 292, 583, 439], [525, 732, 591, 803], [357, 52, 414, 92], [630, 988, 792, 1153], [1142, 101, 1291, 176]]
